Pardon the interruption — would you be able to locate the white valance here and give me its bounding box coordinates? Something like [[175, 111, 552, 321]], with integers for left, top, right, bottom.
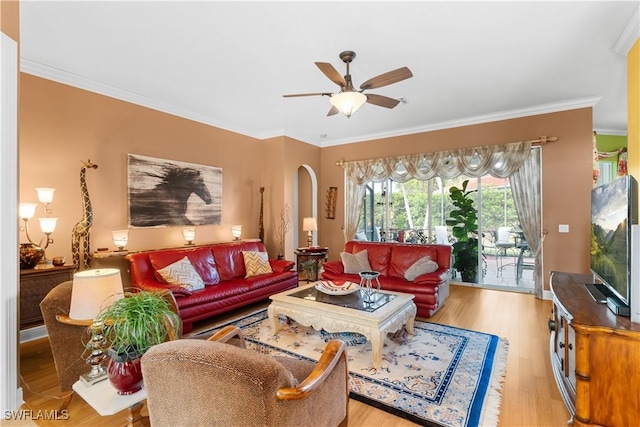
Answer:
[[342, 141, 532, 184]]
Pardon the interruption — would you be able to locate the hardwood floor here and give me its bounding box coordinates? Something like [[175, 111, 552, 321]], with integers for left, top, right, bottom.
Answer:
[[17, 284, 570, 426]]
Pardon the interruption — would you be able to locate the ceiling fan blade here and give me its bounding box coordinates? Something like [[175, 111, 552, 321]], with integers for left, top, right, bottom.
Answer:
[[283, 92, 332, 98], [315, 62, 346, 87], [365, 93, 401, 109], [327, 106, 340, 116], [359, 67, 413, 90]]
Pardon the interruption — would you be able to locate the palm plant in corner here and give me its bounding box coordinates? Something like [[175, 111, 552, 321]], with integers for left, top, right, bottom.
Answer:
[[446, 179, 479, 282], [94, 291, 180, 395]]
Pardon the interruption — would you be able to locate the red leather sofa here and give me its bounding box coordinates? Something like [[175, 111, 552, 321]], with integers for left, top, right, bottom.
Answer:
[[321, 241, 452, 318], [127, 241, 298, 333]]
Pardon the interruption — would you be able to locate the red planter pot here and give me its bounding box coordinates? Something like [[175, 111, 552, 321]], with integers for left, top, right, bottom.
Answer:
[[107, 356, 143, 395]]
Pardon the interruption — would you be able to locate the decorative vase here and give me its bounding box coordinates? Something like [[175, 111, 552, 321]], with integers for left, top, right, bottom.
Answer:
[[19, 243, 44, 269], [107, 351, 143, 395]]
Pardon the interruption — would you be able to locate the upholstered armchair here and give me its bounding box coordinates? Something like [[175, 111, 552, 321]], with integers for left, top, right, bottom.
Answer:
[[39, 280, 89, 411], [141, 325, 349, 427]]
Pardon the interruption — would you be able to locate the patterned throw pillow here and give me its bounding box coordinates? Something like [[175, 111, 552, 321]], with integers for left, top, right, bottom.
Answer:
[[242, 251, 273, 278], [404, 256, 439, 282], [341, 249, 372, 274], [156, 256, 205, 291]]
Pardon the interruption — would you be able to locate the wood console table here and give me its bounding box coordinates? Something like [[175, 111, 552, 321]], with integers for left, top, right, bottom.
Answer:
[[20, 265, 76, 330], [295, 247, 329, 282], [549, 271, 640, 426]]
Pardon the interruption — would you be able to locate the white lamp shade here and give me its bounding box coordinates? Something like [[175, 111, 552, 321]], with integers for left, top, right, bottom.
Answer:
[[19, 203, 37, 220], [182, 227, 196, 242], [38, 217, 57, 233], [302, 217, 318, 232], [231, 225, 242, 239], [112, 230, 129, 248], [69, 268, 124, 321], [35, 187, 55, 204], [329, 91, 367, 118]]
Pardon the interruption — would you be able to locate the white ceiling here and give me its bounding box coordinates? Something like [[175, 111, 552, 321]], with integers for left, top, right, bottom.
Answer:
[[19, 1, 639, 147]]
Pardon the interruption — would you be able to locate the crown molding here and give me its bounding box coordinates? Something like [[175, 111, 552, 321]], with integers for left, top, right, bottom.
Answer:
[[19, 59, 269, 141], [20, 59, 610, 147], [612, 3, 639, 56], [319, 97, 603, 147]]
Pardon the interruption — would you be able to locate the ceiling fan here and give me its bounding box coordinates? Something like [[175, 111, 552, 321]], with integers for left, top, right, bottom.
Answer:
[[283, 50, 413, 118]]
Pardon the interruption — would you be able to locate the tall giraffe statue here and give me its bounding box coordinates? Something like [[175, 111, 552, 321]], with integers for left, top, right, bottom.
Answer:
[[72, 160, 98, 270]]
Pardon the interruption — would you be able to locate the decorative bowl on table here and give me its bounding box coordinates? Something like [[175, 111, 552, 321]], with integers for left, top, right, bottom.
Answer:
[[315, 280, 360, 295], [19, 243, 44, 269]]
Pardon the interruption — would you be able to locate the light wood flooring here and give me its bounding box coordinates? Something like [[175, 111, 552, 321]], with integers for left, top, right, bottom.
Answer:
[[16, 284, 570, 426]]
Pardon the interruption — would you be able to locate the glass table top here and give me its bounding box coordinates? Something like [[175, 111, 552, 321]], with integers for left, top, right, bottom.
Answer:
[[288, 286, 396, 312]]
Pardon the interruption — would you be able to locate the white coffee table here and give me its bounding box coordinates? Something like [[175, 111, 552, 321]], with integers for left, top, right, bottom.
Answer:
[[72, 379, 147, 427], [268, 282, 416, 369]]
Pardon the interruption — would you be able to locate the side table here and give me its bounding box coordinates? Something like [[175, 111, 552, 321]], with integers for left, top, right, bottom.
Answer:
[[295, 247, 329, 282], [72, 379, 148, 427], [20, 265, 76, 330]]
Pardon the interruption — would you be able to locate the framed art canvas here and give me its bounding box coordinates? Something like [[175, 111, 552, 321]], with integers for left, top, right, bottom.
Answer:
[[127, 154, 222, 228]]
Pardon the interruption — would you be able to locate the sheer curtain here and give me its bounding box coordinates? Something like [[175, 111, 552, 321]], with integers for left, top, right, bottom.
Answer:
[[509, 148, 544, 298]]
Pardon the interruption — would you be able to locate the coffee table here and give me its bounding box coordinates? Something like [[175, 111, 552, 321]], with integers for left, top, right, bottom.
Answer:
[[268, 282, 416, 369]]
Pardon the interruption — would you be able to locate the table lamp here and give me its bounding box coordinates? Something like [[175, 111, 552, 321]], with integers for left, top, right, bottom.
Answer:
[[231, 225, 242, 241], [58, 268, 124, 385], [182, 227, 196, 245], [302, 217, 317, 247]]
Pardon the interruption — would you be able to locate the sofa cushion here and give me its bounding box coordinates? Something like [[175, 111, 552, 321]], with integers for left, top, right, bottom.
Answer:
[[351, 243, 391, 276], [388, 245, 438, 279], [269, 259, 295, 273], [340, 250, 372, 274], [155, 256, 205, 291], [404, 256, 439, 281], [242, 251, 273, 277], [150, 247, 220, 285], [212, 242, 265, 281]]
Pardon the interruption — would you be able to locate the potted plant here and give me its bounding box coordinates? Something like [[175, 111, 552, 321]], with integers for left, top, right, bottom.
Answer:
[[446, 179, 479, 282], [94, 291, 180, 395]]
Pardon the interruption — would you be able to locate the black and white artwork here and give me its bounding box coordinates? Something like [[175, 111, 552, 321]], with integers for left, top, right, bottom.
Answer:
[[127, 154, 222, 228]]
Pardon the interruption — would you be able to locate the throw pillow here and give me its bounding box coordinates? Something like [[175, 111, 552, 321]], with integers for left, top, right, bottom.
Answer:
[[404, 256, 439, 282], [341, 250, 372, 274], [156, 256, 205, 291], [242, 251, 273, 278]]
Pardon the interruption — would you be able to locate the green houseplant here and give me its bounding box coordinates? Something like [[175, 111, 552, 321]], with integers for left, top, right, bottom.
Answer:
[[446, 180, 479, 282], [94, 290, 180, 394]]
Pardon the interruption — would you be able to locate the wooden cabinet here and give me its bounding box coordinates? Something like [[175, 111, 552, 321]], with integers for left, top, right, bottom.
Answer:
[[550, 271, 640, 426], [20, 265, 76, 330]]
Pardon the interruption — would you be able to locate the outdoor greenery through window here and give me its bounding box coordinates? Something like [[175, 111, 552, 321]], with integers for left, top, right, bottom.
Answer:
[[359, 175, 519, 243], [358, 175, 529, 287]]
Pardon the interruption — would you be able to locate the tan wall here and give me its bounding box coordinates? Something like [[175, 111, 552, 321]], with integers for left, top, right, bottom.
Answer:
[[1, 0, 20, 42], [319, 109, 594, 290], [19, 72, 594, 291], [19, 74, 270, 260]]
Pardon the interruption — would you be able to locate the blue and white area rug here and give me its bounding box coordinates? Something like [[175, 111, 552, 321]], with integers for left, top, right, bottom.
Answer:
[[196, 309, 508, 427]]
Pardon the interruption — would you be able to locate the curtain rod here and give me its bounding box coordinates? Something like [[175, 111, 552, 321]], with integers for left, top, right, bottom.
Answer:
[[335, 135, 558, 166]]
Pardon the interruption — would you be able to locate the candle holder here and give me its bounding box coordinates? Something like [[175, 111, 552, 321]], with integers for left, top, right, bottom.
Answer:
[[359, 271, 381, 303]]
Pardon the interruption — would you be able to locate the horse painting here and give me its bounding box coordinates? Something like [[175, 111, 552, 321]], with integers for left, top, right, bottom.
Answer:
[[128, 154, 222, 227]]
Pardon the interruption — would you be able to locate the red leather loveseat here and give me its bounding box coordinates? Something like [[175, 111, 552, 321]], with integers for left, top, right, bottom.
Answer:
[[321, 241, 452, 318], [127, 241, 297, 333]]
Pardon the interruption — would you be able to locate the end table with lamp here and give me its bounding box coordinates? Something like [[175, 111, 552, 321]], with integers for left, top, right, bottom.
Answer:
[[295, 247, 329, 282]]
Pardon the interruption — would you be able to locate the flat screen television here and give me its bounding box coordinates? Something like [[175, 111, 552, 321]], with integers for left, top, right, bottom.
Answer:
[[590, 175, 638, 306]]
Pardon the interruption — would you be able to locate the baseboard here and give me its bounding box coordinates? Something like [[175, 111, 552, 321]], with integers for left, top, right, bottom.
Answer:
[[20, 325, 47, 343]]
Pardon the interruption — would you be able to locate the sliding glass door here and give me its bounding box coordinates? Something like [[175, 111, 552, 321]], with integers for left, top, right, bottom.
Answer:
[[358, 174, 535, 292]]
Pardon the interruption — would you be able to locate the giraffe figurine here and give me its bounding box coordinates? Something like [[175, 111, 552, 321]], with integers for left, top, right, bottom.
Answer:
[[71, 160, 98, 270]]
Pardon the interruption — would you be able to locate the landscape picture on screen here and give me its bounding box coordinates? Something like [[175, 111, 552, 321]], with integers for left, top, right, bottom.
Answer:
[[590, 176, 634, 303]]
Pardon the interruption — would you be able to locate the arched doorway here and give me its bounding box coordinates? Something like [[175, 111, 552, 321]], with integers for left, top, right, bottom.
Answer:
[[294, 165, 318, 248]]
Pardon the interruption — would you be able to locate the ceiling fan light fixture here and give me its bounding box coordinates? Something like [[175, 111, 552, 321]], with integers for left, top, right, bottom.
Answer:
[[330, 91, 367, 118]]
